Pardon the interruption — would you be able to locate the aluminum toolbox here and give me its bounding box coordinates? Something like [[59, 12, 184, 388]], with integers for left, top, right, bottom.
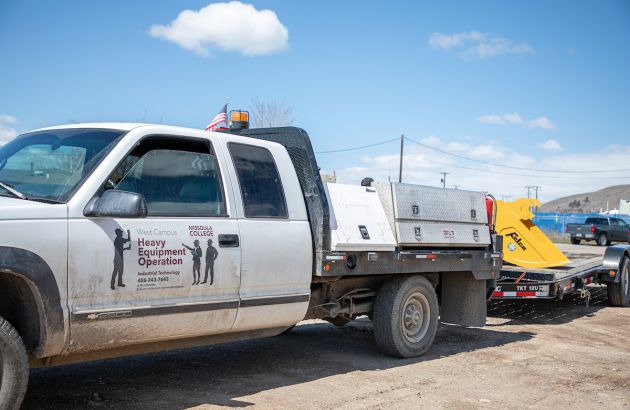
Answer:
[[376, 182, 490, 248]]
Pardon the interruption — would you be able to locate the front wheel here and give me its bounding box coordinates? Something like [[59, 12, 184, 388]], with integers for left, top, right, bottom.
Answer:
[[0, 315, 29, 410], [597, 233, 609, 247], [570, 237, 581, 245], [373, 276, 439, 358], [608, 256, 630, 307]]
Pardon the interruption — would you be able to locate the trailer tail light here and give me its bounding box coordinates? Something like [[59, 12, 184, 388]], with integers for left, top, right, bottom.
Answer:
[[591, 225, 596, 233]]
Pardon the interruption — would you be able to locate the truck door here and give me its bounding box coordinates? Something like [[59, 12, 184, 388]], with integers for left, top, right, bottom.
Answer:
[[224, 141, 312, 332], [67, 135, 241, 352]]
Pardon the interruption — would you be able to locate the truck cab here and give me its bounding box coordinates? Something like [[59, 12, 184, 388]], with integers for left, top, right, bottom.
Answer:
[[0, 123, 313, 359]]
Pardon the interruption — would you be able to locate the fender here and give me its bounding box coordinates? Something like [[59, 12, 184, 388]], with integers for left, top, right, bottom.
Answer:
[[601, 244, 630, 283], [0, 246, 65, 357]]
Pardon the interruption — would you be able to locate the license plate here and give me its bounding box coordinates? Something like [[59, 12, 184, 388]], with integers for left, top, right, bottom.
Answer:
[[576, 233, 582, 237], [497, 284, 550, 293]]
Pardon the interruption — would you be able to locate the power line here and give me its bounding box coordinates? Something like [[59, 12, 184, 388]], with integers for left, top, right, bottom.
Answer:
[[403, 136, 630, 174], [420, 155, 630, 180], [315, 137, 399, 154]]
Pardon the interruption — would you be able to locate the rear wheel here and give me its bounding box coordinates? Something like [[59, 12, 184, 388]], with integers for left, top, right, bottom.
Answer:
[[597, 233, 609, 247], [373, 276, 438, 358], [608, 256, 630, 307], [0, 315, 29, 410], [570, 237, 581, 245]]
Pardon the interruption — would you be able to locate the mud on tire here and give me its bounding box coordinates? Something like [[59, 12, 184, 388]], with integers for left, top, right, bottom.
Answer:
[[0, 315, 29, 410], [372, 275, 439, 358]]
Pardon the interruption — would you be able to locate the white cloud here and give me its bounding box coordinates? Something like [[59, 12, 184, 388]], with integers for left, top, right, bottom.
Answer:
[[149, 1, 289, 57], [330, 135, 630, 202], [428, 31, 534, 59], [420, 135, 441, 146], [477, 113, 556, 129], [0, 114, 18, 145], [528, 116, 555, 129], [0, 114, 17, 124], [476, 114, 505, 124], [538, 139, 562, 151]]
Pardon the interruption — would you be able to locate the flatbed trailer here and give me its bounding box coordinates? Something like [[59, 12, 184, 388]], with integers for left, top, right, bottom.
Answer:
[[492, 244, 630, 306]]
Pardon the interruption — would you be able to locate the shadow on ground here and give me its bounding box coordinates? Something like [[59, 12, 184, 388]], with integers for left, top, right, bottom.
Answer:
[[488, 285, 610, 326], [23, 320, 532, 409]]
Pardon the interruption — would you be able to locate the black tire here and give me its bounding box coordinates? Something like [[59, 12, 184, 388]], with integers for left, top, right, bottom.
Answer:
[[0, 315, 29, 410], [373, 276, 439, 358], [570, 237, 581, 245], [608, 256, 630, 307], [597, 233, 609, 246], [325, 316, 351, 327]]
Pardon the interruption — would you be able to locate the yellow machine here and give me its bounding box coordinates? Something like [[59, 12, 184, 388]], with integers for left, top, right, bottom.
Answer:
[[495, 198, 570, 269]]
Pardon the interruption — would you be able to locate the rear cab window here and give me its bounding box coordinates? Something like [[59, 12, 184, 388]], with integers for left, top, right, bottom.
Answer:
[[585, 218, 608, 225], [228, 142, 288, 219]]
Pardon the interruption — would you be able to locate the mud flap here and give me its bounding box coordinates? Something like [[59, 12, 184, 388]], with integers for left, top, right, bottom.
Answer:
[[440, 271, 486, 327]]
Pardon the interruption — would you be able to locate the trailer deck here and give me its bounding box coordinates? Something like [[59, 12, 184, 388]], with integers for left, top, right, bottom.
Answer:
[[493, 244, 609, 301]]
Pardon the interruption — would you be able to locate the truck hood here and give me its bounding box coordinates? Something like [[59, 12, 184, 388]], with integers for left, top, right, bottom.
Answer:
[[0, 196, 67, 220]]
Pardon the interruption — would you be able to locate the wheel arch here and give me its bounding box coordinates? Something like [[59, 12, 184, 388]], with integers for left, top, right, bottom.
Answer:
[[602, 245, 630, 283], [0, 246, 66, 357]]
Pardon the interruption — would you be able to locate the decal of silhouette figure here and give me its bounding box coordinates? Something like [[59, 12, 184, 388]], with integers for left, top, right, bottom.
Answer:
[[111, 229, 131, 290], [183, 240, 203, 285], [202, 238, 219, 285]]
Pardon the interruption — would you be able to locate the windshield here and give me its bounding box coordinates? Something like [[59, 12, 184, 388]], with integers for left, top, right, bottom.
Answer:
[[0, 128, 125, 202]]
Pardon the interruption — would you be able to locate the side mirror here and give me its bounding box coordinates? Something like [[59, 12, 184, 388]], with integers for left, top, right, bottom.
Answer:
[[84, 190, 148, 218]]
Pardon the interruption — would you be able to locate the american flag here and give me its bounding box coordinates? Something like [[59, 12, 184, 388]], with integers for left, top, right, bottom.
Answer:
[[204, 104, 228, 131]]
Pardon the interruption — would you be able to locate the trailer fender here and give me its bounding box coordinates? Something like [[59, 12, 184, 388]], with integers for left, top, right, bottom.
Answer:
[[601, 245, 630, 283]]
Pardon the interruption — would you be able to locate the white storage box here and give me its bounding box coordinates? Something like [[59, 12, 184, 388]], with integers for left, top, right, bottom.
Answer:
[[325, 183, 397, 252]]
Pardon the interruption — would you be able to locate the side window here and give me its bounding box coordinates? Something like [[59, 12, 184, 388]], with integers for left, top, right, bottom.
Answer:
[[228, 143, 288, 218], [108, 137, 226, 217]]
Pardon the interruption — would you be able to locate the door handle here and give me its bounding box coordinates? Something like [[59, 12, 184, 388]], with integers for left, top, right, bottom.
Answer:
[[218, 234, 240, 248]]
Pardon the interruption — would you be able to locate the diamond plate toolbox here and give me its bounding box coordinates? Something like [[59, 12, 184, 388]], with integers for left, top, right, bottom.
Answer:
[[375, 182, 490, 247]]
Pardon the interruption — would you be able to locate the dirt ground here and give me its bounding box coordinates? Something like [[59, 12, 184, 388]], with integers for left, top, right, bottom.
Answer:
[[23, 244, 630, 409]]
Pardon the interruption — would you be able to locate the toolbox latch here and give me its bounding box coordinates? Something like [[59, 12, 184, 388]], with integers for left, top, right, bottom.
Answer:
[[358, 225, 370, 240]]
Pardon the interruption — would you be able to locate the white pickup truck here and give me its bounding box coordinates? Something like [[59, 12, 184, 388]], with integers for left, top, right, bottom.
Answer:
[[0, 122, 502, 408]]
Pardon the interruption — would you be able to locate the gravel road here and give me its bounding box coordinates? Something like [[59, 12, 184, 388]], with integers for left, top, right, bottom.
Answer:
[[23, 244, 630, 409]]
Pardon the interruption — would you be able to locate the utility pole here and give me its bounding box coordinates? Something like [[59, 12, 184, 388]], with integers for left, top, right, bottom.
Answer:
[[525, 185, 541, 199], [525, 185, 542, 212], [440, 172, 449, 188], [398, 135, 404, 183]]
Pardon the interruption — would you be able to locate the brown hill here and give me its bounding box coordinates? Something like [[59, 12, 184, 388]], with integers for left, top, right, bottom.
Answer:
[[540, 185, 630, 213]]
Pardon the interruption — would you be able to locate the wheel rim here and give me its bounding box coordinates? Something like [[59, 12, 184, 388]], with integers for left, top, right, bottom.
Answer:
[[401, 291, 431, 343], [600, 235, 607, 246]]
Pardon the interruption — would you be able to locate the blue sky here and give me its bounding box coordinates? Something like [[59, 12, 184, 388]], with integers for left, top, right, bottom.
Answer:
[[1, 1, 629, 201]]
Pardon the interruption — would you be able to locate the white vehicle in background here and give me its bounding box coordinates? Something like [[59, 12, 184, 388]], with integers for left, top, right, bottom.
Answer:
[[0, 118, 504, 409]]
